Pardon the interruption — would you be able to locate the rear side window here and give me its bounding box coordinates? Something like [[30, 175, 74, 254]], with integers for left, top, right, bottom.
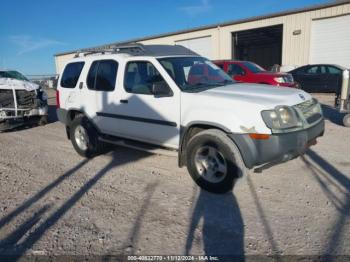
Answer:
[[327, 66, 342, 74], [227, 64, 245, 76], [87, 60, 118, 91], [60, 62, 84, 88]]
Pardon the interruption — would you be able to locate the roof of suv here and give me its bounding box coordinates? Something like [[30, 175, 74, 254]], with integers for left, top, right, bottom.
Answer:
[[74, 44, 199, 58]]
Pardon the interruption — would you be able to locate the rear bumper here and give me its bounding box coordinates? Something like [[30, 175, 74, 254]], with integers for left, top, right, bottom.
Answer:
[[56, 108, 68, 124], [228, 118, 325, 169]]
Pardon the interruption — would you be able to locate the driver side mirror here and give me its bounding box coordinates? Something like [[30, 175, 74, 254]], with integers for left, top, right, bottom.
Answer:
[[152, 81, 173, 97]]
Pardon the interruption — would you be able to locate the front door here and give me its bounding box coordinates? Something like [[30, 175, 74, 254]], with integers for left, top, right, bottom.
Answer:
[[109, 59, 180, 149]]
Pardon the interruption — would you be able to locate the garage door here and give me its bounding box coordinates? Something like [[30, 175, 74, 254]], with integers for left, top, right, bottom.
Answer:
[[175, 36, 213, 59], [310, 14, 350, 68]]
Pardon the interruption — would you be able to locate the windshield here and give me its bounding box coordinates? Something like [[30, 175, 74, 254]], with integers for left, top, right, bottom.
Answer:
[[0, 70, 29, 81], [242, 62, 265, 73], [158, 57, 234, 92]]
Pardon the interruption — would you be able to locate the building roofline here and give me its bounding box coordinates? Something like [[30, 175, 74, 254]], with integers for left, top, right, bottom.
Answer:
[[54, 0, 350, 56]]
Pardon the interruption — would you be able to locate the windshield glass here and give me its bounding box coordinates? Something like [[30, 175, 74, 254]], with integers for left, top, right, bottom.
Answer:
[[0, 70, 29, 81], [242, 62, 265, 73], [158, 57, 234, 92]]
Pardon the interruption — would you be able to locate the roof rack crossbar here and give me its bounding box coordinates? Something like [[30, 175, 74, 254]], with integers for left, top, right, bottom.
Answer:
[[73, 44, 199, 58], [74, 43, 145, 57]]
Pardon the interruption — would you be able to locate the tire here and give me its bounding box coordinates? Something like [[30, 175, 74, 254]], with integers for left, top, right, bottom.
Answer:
[[186, 129, 245, 194], [38, 115, 48, 126], [343, 114, 350, 127], [69, 116, 103, 158]]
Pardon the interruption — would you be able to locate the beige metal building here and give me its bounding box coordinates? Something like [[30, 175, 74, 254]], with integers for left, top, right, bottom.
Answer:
[[55, 1, 350, 73]]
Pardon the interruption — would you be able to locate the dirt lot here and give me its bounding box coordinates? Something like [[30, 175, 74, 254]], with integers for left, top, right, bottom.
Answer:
[[0, 90, 349, 258]]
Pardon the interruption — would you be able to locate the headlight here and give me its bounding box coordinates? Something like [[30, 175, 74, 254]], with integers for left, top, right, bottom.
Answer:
[[0, 111, 6, 118], [311, 103, 322, 115], [274, 77, 285, 83], [262, 106, 302, 130]]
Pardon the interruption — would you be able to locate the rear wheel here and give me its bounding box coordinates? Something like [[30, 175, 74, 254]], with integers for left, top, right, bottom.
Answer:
[[186, 129, 245, 194], [69, 116, 103, 157]]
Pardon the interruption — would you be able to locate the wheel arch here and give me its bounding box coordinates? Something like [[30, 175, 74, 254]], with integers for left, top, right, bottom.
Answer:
[[65, 109, 101, 139], [178, 121, 231, 167]]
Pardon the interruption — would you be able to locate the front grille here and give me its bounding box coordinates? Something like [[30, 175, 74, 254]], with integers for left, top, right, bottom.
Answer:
[[0, 90, 15, 108], [294, 99, 322, 124], [16, 90, 36, 109]]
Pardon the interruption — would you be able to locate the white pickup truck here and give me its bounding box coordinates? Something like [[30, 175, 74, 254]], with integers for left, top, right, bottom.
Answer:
[[56, 44, 324, 193], [0, 70, 48, 131]]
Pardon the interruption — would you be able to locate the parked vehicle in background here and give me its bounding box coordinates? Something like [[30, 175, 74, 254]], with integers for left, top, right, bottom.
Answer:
[[213, 60, 298, 88], [289, 64, 346, 93], [57, 44, 324, 194], [0, 70, 48, 131], [269, 64, 298, 73]]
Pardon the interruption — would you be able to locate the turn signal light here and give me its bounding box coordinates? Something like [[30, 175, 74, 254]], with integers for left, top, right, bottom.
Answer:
[[249, 133, 270, 140]]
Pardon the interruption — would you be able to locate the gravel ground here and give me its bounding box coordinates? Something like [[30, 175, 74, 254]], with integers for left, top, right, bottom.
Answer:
[[0, 90, 349, 258]]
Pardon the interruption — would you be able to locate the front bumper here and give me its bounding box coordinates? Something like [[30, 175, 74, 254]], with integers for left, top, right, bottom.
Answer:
[[0, 106, 48, 131], [228, 118, 325, 169], [0, 88, 48, 131]]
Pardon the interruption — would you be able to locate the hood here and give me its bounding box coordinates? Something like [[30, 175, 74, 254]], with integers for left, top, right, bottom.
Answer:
[[0, 78, 39, 91], [184, 83, 311, 108]]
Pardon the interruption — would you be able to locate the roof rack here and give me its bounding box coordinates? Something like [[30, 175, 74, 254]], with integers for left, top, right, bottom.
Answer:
[[74, 43, 198, 58]]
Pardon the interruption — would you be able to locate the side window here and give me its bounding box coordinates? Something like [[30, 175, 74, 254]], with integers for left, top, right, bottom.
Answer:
[[306, 66, 318, 74], [327, 66, 342, 74], [87, 60, 118, 91], [60, 62, 84, 88], [159, 60, 175, 79], [320, 66, 327, 74], [227, 64, 245, 76], [124, 61, 168, 95]]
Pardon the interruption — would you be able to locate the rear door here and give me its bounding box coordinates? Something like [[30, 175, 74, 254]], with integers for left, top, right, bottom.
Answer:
[[298, 65, 322, 92], [84, 59, 120, 133], [325, 65, 343, 93]]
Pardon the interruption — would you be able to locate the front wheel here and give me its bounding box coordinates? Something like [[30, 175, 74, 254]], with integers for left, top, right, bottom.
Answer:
[[186, 129, 245, 194], [69, 116, 103, 158], [343, 114, 350, 127]]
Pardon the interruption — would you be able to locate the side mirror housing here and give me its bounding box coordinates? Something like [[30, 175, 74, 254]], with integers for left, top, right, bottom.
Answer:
[[152, 81, 173, 97]]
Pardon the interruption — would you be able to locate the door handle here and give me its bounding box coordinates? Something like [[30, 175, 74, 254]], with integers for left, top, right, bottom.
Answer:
[[120, 99, 128, 104]]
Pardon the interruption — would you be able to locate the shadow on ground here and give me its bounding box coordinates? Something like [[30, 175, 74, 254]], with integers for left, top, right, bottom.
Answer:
[[302, 149, 350, 255], [321, 103, 346, 126], [0, 147, 151, 259], [185, 183, 244, 258]]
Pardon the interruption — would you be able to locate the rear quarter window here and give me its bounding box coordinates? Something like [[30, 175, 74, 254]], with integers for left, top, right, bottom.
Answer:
[[60, 62, 85, 88]]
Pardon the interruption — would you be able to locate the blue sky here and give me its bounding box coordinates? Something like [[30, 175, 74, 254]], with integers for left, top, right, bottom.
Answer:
[[0, 0, 332, 75]]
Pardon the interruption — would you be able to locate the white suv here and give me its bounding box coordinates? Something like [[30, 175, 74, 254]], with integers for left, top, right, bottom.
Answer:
[[56, 44, 324, 193]]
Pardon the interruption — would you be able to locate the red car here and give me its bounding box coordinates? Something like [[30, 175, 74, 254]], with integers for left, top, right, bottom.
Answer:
[[213, 60, 298, 88]]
